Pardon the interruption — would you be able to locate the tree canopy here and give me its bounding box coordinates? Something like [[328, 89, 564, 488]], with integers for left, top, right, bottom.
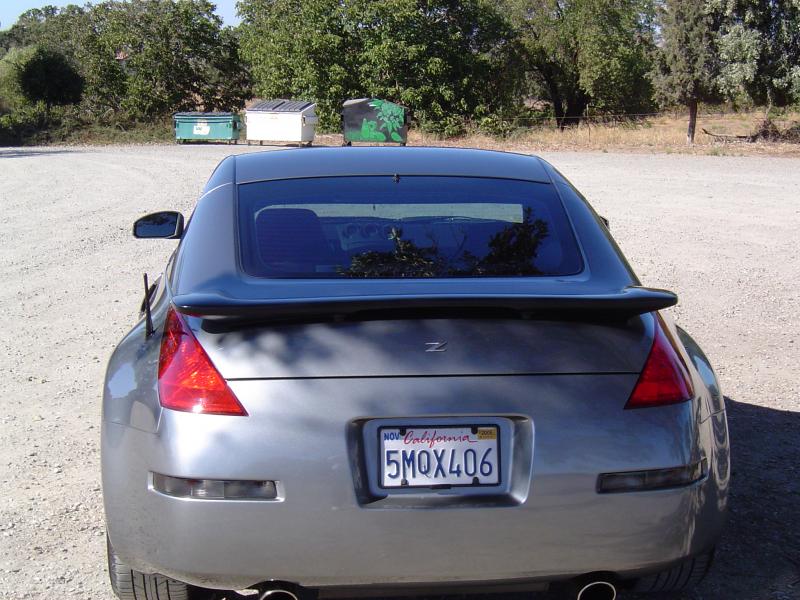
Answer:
[[17, 46, 84, 107], [503, 0, 657, 127], [1, 0, 799, 143], [651, 0, 722, 143], [238, 0, 519, 132], [1, 1, 252, 122], [85, 0, 251, 119], [710, 0, 800, 107]]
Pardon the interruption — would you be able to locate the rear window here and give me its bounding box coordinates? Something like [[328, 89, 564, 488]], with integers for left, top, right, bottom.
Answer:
[[237, 176, 583, 278]]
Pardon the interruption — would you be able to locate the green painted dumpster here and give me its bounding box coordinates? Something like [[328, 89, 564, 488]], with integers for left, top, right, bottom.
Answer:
[[342, 98, 408, 145], [173, 112, 241, 144]]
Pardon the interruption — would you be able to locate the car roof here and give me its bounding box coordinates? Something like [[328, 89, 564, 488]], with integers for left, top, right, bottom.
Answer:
[[174, 147, 652, 314], [231, 147, 551, 185]]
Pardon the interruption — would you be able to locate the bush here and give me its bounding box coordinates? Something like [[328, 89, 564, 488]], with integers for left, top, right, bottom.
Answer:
[[17, 46, 84, 106], [0, 46, 36, 112], [476, 115, 516, 138], [0, 45, 86, 144], [0, 101, 54, 144]]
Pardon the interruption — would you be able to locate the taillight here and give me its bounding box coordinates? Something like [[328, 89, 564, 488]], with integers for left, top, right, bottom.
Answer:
[[625, 315, 694, 409], [158, 307, 247, 416]]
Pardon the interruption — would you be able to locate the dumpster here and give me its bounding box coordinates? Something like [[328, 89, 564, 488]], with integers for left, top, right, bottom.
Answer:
[[173, 112, 241, 144], [342, 98, 408, 145], [245, 99, 318, 145]]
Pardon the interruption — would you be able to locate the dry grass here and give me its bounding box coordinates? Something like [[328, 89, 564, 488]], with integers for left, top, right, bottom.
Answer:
[[317, 110, 800, 157], [44, 110, 800, 156], [462, 111, 800, 156]]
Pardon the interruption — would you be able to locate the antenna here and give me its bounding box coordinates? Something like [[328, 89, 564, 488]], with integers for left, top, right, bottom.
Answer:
[[143, 273, 155, 337]]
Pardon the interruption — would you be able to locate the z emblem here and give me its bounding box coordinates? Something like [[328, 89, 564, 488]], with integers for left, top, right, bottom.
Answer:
[[424, 341, 448, 352]]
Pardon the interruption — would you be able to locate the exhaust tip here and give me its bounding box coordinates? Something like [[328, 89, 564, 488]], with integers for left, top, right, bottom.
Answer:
[[576, 580, 616, 600], [259, 590, 300, 600]]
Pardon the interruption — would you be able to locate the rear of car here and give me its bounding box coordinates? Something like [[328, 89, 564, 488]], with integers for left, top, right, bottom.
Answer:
[[102, 148, 729, 598]]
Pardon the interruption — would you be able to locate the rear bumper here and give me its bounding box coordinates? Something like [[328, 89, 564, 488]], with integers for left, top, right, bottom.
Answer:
[[102, 375, 727, 590]]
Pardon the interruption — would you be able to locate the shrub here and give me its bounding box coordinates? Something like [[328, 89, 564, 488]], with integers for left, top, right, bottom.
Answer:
[[0, 101, 54, 144], [0, 46, 36, 112], [17, 46, 84, 106]]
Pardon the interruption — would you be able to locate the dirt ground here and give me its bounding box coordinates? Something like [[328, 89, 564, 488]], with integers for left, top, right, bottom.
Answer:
[[0, 145, 798, 600]]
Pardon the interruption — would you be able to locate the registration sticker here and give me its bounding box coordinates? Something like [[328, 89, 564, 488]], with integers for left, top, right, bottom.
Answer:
[[476, 427, 497, 440]]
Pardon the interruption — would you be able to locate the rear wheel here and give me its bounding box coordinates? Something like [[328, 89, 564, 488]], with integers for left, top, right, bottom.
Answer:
[[107, 536, 212, 600], [634, 549, 715, 593]]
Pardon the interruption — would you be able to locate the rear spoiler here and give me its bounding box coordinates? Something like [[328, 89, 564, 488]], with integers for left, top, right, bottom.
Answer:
[[172, 286, 677, 322]]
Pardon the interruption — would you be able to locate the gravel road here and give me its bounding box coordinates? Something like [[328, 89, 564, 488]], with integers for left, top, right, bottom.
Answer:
[[0, 145, 798, 600]]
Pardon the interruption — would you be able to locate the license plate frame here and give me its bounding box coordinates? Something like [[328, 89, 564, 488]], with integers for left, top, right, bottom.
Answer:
[[377, 424, 502, 490]]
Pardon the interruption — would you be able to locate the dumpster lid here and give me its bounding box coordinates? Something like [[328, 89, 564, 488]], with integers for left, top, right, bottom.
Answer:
[[174, 112, 236, 117], [248, 99, 314, 113], [342, 97, 407, 108], [342, 98, 371, 107]]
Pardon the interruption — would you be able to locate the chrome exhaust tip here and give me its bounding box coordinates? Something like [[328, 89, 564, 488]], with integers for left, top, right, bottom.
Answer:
[[576, 580, 617, 600], [258, 589, 300, 600]]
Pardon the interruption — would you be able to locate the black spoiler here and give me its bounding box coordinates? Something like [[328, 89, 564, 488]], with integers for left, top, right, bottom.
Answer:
[[172, 286, 677, 321]]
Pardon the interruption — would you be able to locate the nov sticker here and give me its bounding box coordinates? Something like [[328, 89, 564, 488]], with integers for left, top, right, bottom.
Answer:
[[193, 122, 210, 136], [477, 427, 497, 440]]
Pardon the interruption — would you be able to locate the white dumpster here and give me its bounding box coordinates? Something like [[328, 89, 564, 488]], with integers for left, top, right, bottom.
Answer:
[[245, 99, 318, 145]]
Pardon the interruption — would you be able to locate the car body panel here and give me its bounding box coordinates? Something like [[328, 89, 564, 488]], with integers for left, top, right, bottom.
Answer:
[[103, 371, 723, 589], [232, 146, 552, 185], [193, 316, 653, 380]]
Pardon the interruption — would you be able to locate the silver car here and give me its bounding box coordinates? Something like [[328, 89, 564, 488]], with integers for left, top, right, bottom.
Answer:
[[102, 147, 729, 600]]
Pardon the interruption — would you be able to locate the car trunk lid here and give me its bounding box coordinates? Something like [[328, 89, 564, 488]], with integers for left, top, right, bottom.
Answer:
[[191, 312, 653, 379]]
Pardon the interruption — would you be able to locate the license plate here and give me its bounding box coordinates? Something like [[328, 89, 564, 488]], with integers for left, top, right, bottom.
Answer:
[[379, 425, 500, 488]]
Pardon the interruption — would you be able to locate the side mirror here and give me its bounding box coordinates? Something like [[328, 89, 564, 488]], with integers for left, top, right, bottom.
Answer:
[[133, 211, 184, 239], [599, 215, 610, 230]]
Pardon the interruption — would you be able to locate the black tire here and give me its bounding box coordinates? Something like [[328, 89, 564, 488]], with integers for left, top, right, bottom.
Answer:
[[634, 549, 715, 593], [107, 536, 210, 600]]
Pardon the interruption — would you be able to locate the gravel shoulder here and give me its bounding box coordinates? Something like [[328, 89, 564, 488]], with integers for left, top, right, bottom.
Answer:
[[0, 145, 798, 600]]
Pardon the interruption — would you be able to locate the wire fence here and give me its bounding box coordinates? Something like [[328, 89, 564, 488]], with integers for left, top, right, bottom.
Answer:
[[475, 108, 783, 131]]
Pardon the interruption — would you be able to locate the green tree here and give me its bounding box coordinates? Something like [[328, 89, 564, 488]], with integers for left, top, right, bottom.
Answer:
[[0, 46, 36, 112], [0, 5, 109, 114], [16, 46, 84, 107], [199, 26, 253, 112], [709, 0, 800, 108], [74, 3, 129, 117], [238, 0, 357, 130], [4, 1, 251, 121], [651, 0, 721, 144], [347, 0, 520, 132], [97, 0, 250, 119], [503, 0, 656, 128], [0, 5, 89, 59], [238, 0, 520, 133]]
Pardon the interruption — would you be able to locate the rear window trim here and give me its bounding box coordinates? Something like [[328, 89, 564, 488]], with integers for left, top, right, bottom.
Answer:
[[233, 174, 587, 280]]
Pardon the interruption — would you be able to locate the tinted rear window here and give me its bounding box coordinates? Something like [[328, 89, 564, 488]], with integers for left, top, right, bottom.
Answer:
[[237, 176, 582, 278]]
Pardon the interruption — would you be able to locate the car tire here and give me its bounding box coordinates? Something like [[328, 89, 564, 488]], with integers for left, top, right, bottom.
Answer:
[[107, 536, 211, 600], [634, 549, 715, 592]]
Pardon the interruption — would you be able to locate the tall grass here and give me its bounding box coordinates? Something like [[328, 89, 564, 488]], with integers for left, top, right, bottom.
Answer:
[[408, 111, 800, 156]]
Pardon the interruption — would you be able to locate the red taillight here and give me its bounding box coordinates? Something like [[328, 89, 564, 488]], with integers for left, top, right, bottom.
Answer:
[[158, 307, 247, 416], [625, 316, 694, 409]]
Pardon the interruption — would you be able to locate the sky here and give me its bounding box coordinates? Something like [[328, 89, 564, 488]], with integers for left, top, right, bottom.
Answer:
[[0, 0, 241, 30]]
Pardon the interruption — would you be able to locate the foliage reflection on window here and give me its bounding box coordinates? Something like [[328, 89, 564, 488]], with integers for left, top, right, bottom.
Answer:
[[341, 207, 549, 278]]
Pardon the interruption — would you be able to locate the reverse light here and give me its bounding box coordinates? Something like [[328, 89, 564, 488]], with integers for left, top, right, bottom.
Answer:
[[152, 473, 278, 500], [625, 315, 694, 409], [158, 307, 247, 416], [597, 459, 708, 493]]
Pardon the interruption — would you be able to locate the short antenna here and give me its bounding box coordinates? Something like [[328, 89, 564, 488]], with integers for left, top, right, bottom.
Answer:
[[143, 273, 155, 337]]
